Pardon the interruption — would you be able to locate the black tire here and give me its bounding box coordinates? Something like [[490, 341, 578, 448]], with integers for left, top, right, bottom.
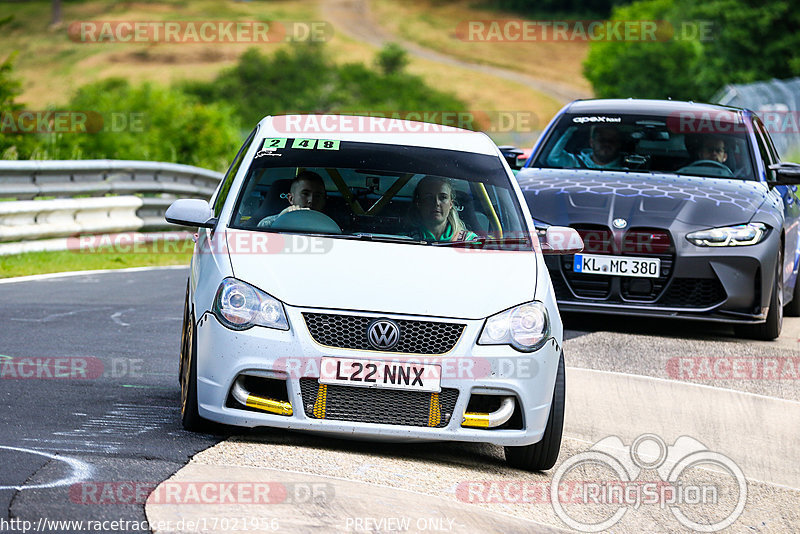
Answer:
[[736, 252, 783, 340], [179, 281, 190, 387], [180, 290, 213, 432], [784, 270, 800, 317], [504, 351, 565, 471]]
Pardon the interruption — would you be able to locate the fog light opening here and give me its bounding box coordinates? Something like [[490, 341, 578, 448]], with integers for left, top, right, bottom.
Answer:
[[229, 375, 293, 416], [462, 395, 519, 429]]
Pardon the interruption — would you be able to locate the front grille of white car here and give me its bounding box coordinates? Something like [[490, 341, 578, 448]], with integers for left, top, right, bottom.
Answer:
[[299, 378, 459, 428], [302, 313, 464, 354]]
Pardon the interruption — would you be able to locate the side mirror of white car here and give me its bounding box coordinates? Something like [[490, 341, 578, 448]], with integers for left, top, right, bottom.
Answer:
[[165, 199, 216, 228], [541, 226, 583, 255]]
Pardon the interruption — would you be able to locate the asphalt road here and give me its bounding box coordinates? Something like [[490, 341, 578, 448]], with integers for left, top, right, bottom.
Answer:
[[0, 268, 223, 533], [1, 267, 798, 533]]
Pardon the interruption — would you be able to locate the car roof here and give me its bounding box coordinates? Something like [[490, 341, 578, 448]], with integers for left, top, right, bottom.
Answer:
[[256, 114, 499, 155], [565, 98, 749, 117]]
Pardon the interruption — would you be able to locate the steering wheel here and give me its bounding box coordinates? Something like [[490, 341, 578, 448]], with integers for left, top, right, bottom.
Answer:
[[271, 209, 343, 234], [678, 160, 733, 177]]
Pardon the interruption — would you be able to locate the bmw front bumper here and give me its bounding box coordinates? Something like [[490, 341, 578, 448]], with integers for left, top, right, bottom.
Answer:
[[547, 230, 782, 324]]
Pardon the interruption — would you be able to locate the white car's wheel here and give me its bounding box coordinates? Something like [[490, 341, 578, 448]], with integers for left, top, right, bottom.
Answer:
[[180, 288, 213, 432], [504, 351, 565, 471]]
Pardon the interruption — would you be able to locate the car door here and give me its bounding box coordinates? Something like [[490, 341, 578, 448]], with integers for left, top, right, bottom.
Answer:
[[754, 117, 800, 292]]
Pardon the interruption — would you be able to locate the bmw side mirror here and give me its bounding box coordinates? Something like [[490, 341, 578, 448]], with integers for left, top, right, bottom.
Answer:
[[770, 162, 800, 185], [541, 226, 584, 255], [165, 199, 217, 228]]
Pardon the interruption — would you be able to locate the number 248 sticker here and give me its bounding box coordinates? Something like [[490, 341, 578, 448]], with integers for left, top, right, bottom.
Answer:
[[261, 138, 341, 151], [287, 138, 340, 150]]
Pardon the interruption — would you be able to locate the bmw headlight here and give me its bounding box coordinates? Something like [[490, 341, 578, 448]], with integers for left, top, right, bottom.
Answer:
[[213, 278, 289, 331], [478, 302, 550, 352], [686, 223, 768, 247]]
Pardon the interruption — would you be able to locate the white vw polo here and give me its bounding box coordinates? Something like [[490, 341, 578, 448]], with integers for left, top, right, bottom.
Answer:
[[166, 115, 582, 471]]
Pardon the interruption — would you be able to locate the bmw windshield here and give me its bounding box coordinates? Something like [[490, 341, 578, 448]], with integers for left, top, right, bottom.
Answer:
[[533, 113, 757, 180]]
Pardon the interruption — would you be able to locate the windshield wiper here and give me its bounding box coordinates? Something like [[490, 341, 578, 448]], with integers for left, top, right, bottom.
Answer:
[[431, 236, 532, 248], [351, 233, 428, 245]]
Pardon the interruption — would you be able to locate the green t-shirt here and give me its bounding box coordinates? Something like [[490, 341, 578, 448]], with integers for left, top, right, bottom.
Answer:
[[416, 222, 478, 242]]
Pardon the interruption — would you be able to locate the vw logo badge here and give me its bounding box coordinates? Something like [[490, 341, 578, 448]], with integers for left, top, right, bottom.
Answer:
[[367, 319, 400, 350], [612, 218, 628, 229]]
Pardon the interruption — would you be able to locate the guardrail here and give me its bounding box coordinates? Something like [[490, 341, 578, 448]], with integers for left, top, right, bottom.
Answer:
[[0, 160, 223, 255]]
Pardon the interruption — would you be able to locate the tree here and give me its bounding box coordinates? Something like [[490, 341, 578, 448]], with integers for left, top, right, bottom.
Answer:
[[584, 0, 800, 101], [690, 0, 800, 93], [0, 16, 39, 159]]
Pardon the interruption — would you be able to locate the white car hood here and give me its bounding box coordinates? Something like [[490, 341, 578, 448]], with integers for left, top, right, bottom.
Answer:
[[226, 230, 538, 319]]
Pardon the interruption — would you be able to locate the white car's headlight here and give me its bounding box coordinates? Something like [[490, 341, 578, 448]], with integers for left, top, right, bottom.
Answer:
[[478, 301, 550, 352], [213, 278, 289, 331], [686, 222, 767, 247]]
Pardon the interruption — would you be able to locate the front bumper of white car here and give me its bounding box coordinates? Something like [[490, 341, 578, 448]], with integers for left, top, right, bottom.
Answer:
[[194, 305, 561, 447]]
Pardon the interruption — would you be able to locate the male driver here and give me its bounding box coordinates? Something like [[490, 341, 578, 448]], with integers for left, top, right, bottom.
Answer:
[[546, 124, 624, 169], [697, 136, 728, 164], [258, 171, 327, 228]]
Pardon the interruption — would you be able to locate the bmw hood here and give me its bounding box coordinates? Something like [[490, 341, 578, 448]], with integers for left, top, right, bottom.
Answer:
[[516, 168, 770, 228], [224, 230, 538, 319]]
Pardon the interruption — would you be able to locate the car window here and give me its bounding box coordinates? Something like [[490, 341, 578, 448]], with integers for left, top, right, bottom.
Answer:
[[532, 112, 756, 180], [228, 139, 529, 248], [212, 127, 258, 218], [753, 117, 778, 182]]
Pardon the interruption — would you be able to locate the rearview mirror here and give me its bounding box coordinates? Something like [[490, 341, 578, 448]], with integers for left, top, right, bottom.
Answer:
[[540, 226, 584, 255], [165, 199, 216, 228], [498, 145, 525, 170]]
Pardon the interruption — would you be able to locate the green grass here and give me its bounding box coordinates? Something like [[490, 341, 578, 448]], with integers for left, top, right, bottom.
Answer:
[[0, 240, 193, 278]]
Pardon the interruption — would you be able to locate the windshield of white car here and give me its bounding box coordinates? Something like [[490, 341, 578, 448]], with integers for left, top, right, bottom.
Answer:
[[228, 140, 529, 248], [532, 113, 757, 180]]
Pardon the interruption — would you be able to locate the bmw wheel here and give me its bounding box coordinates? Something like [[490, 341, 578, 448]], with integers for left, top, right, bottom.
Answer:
[[784, 268, 800, 317], [737, 251, 783, 341]]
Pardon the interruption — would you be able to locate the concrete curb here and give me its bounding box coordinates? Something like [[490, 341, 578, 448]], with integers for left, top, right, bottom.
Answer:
[[566, 367, 800, 489], [145, 464, 565, 533]]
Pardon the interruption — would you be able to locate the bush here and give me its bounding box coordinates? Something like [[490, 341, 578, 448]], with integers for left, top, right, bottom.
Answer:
[[375, 43, 409, 75], [480, 0, 627, 17], [39, 78, 241, 171], [182, 43, 467, 128]]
